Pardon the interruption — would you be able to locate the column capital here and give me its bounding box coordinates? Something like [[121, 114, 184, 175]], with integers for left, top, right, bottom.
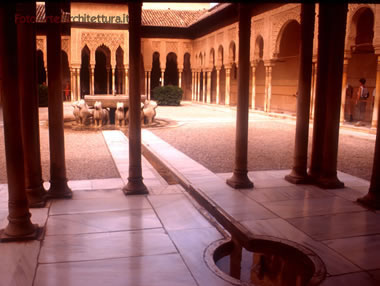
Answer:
[[178, 69, 183, 73], [374, 44, 380, 56], [250, 60, 258, 68], [264, 60, 275, 67], [224, 64, 232, 70]]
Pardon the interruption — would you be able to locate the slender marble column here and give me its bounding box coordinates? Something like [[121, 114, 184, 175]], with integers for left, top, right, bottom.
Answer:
[[45, 66, 48, 85], [18, 2, 47, 207], [125, 66, 129, 95], [161, 69, 165, 86], [285, 3, 315, 184], [264, 63, 273, 112], [251, 62, 256, 109], [202, 70, 206, 103], [371, 55, 380, 129], [144, 70, 148, 96], [225, 66, 231, 105], [90, 64, 95, 95], [216, 68, 221, 104], [46, 1, 72, 198], [70, 68, 75, 101], [310, 61, 317, 119], [0, 3, 39, 240], [197, 71, 201, 101], [123, 2, 148, 195], [206, 70, 212, 103], [106, 66, 110, 94], [147, 71, 151, 100], [112, 67, 116, 94], [178, 69, 183, 89], [340, 58, 349, 122], [226, 4, 254, 189], [76, 68, 80, 100], [309, 3, 347, 189]]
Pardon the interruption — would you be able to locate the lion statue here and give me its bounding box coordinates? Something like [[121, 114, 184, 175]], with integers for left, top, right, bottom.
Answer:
[[93, 101, 109, 127]]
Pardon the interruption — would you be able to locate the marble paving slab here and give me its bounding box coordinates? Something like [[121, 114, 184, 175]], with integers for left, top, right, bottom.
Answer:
[[0, 241, 40, 286], [288, 211, 380, 241], [260, 196, 365, 219], [39, 228, 177, 263], [321, 272, 377, 286], [323, 234, 380, 270], [45, 209, 162, 236], [168, 228, 233, 286], [50, 195, 151, 215], [148, 194, 212, 230], [35, 253, 197, 286]]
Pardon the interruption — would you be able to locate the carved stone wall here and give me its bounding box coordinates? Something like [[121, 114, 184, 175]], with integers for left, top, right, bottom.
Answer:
[[270, 5, 300, 57]]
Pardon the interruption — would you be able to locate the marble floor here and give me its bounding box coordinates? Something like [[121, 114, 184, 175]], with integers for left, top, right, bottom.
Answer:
[[0, 129, 379, 286], [141, 129, 380, 286], [0, 131, 230, 286]]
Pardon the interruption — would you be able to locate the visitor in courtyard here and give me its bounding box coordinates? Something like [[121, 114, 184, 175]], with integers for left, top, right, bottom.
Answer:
[[355, 78, 369, 124], [346, 84, 354, 122], [64, 81, 70, 101]]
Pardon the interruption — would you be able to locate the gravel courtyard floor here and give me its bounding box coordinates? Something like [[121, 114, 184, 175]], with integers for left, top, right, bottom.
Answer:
[[0, 101, 375, 183], [149, 102, 375, 181]]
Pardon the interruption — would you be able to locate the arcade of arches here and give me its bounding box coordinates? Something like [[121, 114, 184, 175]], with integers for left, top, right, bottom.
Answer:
[[33, 2, 380, 129]]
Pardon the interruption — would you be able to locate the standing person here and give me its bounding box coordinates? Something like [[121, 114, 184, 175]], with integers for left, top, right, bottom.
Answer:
[[355, 78, 369, 125], [64, 81, 70, 101], [346, 84, 354, 122]]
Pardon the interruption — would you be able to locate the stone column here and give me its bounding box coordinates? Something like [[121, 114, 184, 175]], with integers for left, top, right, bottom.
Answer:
[[90, 64, 95, 95], [123, 2, 148, 195], [310, 60, 317, 119], [202, 70, 206, 103], [144, 70, 148, 96], [216, 67, 221, 104], [17, 2, 47, 208], [161, 69, 165, 86], [45, 66, 48, 85], [197, 71, 201, 101], [76, 68, 80, 100], [207, 70, 212, 104], [225, 66, 231, 105], [371, 54, 380, 129], [340, 57, 349, 122], [285, 3, 315, 184], [0, 3, 39, 241], [226, 4, 254, 189], [70, 67, 75, 101], [112, 67, 116, 94], [106, 66, 110, 94], [125, 66, 129, 95], [357, 99, 380, 209], [264, 62, 273, 112], [178, 69, 183, 89], [147, 71, 151, 100], [251, 62, 256, 109], [191, 71, 195, 101], [46, 1, 72, 198], [309, 3, 348, 189]]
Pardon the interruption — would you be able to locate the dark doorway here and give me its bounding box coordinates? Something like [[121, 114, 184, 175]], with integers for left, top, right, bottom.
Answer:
[[80, 46, 90, 99], [164, 52, 178, 86]]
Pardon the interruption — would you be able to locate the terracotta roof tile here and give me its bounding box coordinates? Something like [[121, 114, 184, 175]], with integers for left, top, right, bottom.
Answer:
[[142, 9, 207, 28]]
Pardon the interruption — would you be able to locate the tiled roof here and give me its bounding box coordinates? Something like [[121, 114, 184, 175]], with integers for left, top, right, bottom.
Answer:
[[36, 3, 70, 23], [36, 3, 231, 27], [142, 9, 207, 28]]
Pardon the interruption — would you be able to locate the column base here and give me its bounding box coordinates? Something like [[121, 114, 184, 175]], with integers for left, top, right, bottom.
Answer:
[[316, 175, 344, 189], [226, 170, 254, 189], [26, 184, 48, 208], [47, 179, 73, 199], [0, 213, 39, 242], [285, 169, 312, 184], [357, 191, 380, 210], [123, 177, 149, 195]]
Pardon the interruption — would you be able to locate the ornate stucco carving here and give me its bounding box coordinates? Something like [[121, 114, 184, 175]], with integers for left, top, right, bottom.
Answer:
[[271, 5, 301, 57], [166, 41, 178, 54], [152, 41, 161, 52], [62, 38, 70, 55], [36, 38, 45, 52], [81, 32, 124, 52]]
